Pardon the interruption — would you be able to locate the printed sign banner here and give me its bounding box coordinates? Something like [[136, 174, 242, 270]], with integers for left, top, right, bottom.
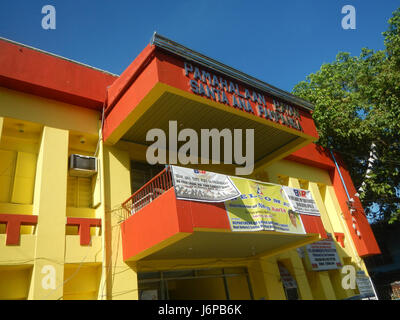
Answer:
[[171, 166, 240, 203], [305, 234, 342, 271], [281, 186, 320, 216], [356, 271, 377, 299], [225, 177, 305, 234]]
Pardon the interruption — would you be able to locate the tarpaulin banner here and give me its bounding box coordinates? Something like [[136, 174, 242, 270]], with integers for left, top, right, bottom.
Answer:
[[171, 166, 240, 202], [304, 233, 342, 271], [356, 271, 378, 299], [224, 177, 305, 234], [281, 186, 321, 216]]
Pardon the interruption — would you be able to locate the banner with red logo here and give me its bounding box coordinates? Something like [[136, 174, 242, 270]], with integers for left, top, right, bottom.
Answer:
[[304, 233, 342, 271], [171, 166, 240, 202], [281, 186, 321, 216]]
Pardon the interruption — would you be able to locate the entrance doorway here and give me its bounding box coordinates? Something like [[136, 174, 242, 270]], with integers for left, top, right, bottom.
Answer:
[[138, 267, 254, 300]]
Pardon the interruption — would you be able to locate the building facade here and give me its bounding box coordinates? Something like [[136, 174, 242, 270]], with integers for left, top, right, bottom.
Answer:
[[0, 34, 380, 300]]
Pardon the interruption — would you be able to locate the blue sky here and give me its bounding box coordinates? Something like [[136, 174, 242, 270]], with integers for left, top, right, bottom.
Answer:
[[0, 0, 399, 92]]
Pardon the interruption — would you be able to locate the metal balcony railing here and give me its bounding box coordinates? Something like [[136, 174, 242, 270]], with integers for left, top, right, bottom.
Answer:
[[122, 167, 173, 220]]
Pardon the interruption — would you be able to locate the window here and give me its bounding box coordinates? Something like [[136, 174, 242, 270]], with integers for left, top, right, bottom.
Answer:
[[131, 161, 164, 193], [67, 176, 92, 208]]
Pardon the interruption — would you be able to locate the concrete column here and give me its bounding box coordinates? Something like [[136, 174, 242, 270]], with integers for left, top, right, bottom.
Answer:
[[103, 145, 138, 300], [289, 178, 338, 300], [308, 182, 338, 299], [247, 260, 268, 300], [308, 182, 335, 234], [28, 127, 69, 300], [260, 257, 286, 300], [289, 250, 314, 300], [318, 271, 337, 300], [0, 117, 3, 141]]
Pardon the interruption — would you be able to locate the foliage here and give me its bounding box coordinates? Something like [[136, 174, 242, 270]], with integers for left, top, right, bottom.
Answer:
[[293, 8, 400, 223]]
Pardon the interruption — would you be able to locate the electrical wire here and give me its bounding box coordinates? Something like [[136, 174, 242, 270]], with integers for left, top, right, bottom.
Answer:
[[0, 229, 358, 299], [42, 247, 93, 300], [94, 105, 105, 157], [107, 253, 362, 299]]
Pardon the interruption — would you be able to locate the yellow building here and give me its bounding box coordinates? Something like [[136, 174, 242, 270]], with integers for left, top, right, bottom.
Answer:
[[0, 34, 380, 300]]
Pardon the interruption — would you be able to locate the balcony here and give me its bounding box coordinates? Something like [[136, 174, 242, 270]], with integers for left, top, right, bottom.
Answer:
[[120, 168, 327, 262]]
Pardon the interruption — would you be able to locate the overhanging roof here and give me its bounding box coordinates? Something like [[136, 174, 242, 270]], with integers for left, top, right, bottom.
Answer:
[[120, 88, 310, 172], [140, 229, 318, 260], [103, 34, 319, 171], [151, 33, 314, 111]]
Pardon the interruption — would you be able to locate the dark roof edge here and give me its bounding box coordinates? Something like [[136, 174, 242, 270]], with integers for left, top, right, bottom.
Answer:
[[151, 32, 314, 112]]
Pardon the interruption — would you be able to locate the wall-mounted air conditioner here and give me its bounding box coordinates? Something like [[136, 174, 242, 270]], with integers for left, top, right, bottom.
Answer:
[[69, 154, 97, 177]]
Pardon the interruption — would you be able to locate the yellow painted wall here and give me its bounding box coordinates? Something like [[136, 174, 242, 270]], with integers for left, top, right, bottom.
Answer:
[[102, 146, 138, 300], [63, 264, 102, 300], [0, 88, 105, 300], [0, 118, 41, 235], [0, 266, 33, 300], [28, 126, 69, 300], [225, 267, 252, 300], [0, 87, 99, 135], [0, 85, 372, 300], [261, 159, 369, 299]]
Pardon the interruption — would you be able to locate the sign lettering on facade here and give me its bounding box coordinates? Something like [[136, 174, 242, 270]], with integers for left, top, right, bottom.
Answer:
[[183, 62, 303, 131]]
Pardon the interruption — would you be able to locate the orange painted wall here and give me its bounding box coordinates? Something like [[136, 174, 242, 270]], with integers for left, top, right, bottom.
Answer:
[[285, 144, 380, 257], [0, 39, 117, 110], [120, 188, 327, 261], [0, 37, 380, 258], [155, 49, 318, 139], [120, 189, 192, 260], [103, 45, 319, 143], [102, 48, 160, 143]]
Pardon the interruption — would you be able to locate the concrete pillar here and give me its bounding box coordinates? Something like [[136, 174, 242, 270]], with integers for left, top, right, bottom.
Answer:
[[318, 271, 337, 300], [247, 260, 268, 300], [309, 182, 335, 234], [309, 182, 339, 299], [0, 117, 3, 142], [103, 145, 138, 300], [260, 257, 286, 300], [289, 250, 314, 300], [289, 178, 338, 300], [28, 127, 69, 300]]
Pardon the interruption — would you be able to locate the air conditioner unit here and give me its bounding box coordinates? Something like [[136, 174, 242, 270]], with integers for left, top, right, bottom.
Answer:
[[69, 154, 97, 177]]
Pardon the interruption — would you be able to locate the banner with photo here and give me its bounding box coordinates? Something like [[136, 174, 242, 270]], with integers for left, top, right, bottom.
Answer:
[[170, 166, 240, 203], [281, 186, 321, 216], [224, 177, 305, 234]]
